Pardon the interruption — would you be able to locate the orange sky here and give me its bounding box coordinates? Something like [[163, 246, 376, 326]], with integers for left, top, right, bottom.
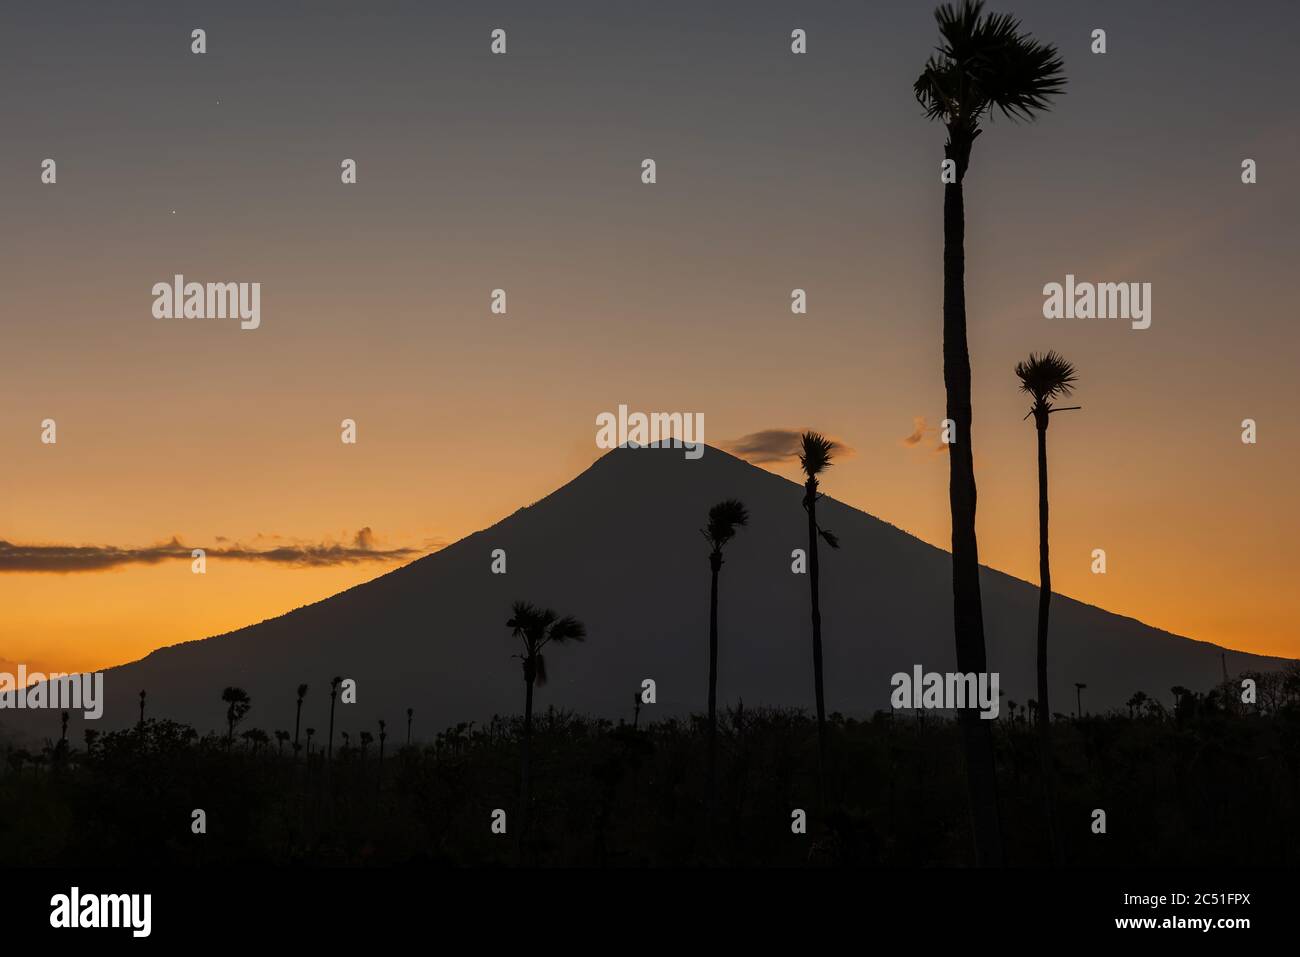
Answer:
[[1, 1, 1296, 673]]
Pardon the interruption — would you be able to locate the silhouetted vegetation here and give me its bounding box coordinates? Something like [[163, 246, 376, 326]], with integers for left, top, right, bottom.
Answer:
[[5, 668, 1299, 867]]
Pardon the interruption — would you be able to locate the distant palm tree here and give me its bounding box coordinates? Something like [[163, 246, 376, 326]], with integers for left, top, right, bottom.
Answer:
[[406, 707, 414, 746], [378, 719, 388, 769], [915, 0, 1065, 867], [507, 601, 587, 853], [799, 431, 840, 810], [701, 497, 749, 813], [305, 727, 316, 757], [1016, 349, 1078, 865], [327, 675, 342, 761], [293, 683, 308, 760], [359, 730, 373, 759], [1128, 691, 1148, 720], [138, 689, 146, 733], [275, 729, 290, 756], [221, 687, 251, 749], [1075, 682, 1087, 719], [1016, 350, 1079, 721], [60, 710, 69, 745]]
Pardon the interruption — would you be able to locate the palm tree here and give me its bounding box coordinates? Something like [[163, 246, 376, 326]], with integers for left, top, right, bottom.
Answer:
[[293, 683, 308, 760], [701, 497, 749, 814], [305, 727, 316, 757], [799, 431, 840, 810], [327, 675, 342, 761], [83, 728, 99, 758], [378, 719, 388, 769], [275, 729, 290, 756], [1075, 682, 1087, 719], [221, 687, 251, 749], [406, 707, 414, 747], [915, 0, 1065, 867], [1016, 349, 1079, 864], [359, 730, 373, 760], [507, 601, 587, 853], [137, 689, 146, 733]]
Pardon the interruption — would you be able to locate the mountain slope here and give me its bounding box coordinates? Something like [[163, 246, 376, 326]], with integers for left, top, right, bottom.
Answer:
[[6, 444, 1290, 744]]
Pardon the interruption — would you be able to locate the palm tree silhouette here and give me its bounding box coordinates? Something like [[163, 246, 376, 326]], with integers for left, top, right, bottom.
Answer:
[[275, 729, 290, 756], [1015, 349, 1079, 864], [507, 600, 587, 854], [799, 431, 840, 811], [914, 0, 1065, 866], [701, 497, 749, 814], [378, 719, 388, 769], [293, 683, 308, 760], [305, 727, 316, 757], [327, 675, 342, 762], [406, 707, 414, 747], [1075, 682, 1087, 719], [137, 689, 146, 733], [221, 687, 251, 749]]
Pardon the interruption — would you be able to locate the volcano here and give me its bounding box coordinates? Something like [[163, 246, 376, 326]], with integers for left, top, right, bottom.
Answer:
[[6, 444, 1290, 744]]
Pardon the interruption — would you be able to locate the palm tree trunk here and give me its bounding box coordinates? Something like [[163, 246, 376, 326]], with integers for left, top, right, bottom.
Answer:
[[1035, 417, 1063, 865], [520, 664, 535, 863], [943, 165, 1004, 866], [708, 554, 721, 819], [294, 698, 303, 762], [328, 694, 337, 762], [806, 482, 828, 811]]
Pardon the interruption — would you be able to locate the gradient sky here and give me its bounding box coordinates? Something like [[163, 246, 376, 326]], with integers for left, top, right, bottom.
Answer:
[[2, 0, 1297, 675]]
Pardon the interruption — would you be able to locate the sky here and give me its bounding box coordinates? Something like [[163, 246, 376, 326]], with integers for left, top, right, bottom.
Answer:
[[1, 0, 1297, 675]]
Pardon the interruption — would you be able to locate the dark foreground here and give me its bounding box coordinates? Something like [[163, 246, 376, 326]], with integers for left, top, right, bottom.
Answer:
[[4, 689, 1299, 868]]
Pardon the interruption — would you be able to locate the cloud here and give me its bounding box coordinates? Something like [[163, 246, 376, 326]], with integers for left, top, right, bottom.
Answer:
[[0, 531, 422, 573], [719, 428, 855, 465], [901, 416, 949, 454]]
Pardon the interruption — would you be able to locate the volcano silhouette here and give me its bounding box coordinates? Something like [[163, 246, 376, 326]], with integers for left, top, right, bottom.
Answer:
[[8, 444, 1290, 742]]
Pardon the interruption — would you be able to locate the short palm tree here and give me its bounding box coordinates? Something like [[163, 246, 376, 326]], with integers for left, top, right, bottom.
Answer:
[[221, 687, 251, 749], [915, 0, 1065, 868], [799, 431, 840, 810], [701, 498, 749, 813], [293, 683, 308, 760], [275, 729, 290, 756], [305, 727, 316, 756], [507, 601, 587, 851]]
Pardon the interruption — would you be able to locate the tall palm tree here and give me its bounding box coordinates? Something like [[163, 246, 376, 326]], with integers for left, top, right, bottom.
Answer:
[[1016, 349, 1078, 864], [406, 707, 414, 747], [701, 498, 749, 813], [327, 675, 342, 762], [221, 686, 251, 749], [293, 683, 308, 760], [799, 432, 840, 810], [915, 0, 1065, 867], [507, 601, 586, 853]]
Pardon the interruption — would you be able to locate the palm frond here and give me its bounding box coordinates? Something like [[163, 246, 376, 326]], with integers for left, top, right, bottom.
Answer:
[[705, 498, 750, 549], [547, 615, 587, 645], [1014, 350, 1078, 405], [798, 431, 837, 478], [915, 0, 1065, 128]]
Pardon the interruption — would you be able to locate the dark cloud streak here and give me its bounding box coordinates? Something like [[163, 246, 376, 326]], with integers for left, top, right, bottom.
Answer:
[[0, 528, 421, 573]]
